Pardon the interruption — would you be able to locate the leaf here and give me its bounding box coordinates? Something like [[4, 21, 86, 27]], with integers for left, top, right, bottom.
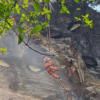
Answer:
[[47, 14, 50, 20], [66, 9, 70, 14], [0, 3, 6, 10], [12, 9, 16, 14], [74, 0, 79, 3], [41, 22, 49, 28], [23, 0, 28, 4], [42, 0, 50, 3], [75, 17, 79, 20], [0, 47, 5, 51], [75, 17, 81, 21], [91, 0, 95, 1], [82, 0, 86, 1], [0, 10, 4, 17], [84, 18, 89, 23], [30, 25, 42, 34], [20, 17, 25, 22], [60, 7, 66, 13], [44, 22, 49, 27], [8, 19, 14, 26], [84, 24, 88, 27], [15, 4, 19, 9], [26, 17, 30, 21], [23, 4, 29, 8], [18, 34, 24, 44], [77, 8, 81, 10], [0, 32, 2, 36], [90, 23, 93, 28], [78, 17, 81, 21], [6, 7, 10, 12], [61, 0, 66, 4], [33, 2, 41, 12], [5, 13, 10, 19], [9, 4, 13, 9], [0, 47, 7, 55], [89, 20, 93, 24], [82, 15, 85, 17], [85, 14, 89, 18], [5, 29, 7, 34], [60, 5, 70, 14], [17, 26, 23, 33], [2, 48, 7, 55], [17, 7, 21, 14], [22, 13, 25, 17]]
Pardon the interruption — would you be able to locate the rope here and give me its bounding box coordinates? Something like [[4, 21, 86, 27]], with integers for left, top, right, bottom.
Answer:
[[58, 78, 72, 100]]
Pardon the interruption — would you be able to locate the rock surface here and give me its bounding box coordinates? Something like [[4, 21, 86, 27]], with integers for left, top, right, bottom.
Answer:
[[0, 30, 68, 100], [0, 1, 100, 100], [40, 36, 100, 100]]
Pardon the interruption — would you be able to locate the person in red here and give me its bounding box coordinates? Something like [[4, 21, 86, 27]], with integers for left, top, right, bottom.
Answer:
[[44, 57, 60, 79]]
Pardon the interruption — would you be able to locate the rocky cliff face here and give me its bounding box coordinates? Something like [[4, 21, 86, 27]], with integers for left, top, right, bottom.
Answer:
[[0, 1, 100, 100], [40, 36, 100, 100], [40, 2, 100, 100]]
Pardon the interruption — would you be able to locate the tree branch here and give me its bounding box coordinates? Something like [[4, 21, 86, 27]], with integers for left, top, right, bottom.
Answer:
[[27, 35, 31, 44], [0, 13, 55, 56]]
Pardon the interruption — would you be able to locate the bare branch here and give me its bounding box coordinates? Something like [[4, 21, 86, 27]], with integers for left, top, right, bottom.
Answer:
[[27, 35, 31, 44], [48, 25, 51, 51]]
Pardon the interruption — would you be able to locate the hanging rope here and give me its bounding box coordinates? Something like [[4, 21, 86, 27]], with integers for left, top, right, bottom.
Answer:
[[58, 78, 72, 100]]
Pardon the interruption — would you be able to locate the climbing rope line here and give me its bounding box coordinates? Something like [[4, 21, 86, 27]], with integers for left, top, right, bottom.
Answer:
[[58, 78, 72, 100]]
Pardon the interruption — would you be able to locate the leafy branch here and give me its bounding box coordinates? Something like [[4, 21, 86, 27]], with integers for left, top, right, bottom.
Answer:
[[0, 13, 54, 56], [0, 0, 95, 56], [0, 47, 7, 55]]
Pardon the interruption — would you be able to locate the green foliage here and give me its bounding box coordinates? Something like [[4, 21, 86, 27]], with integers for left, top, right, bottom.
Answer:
[[74, 17, 81, 21], [90, 0, 95, 1], [41, 21, 49, 28], [15, 4, 21, 14], [6, 7, 11, 13], [47, 14, 50, 20], [0, 0, 95, 50], [60, 5, 70, 14], [23, 0, 28, 4], [74, 0, 79, 3], [60, 0, 70, 14], [77, 8, 81, 10], [5, 13, 10, 19], [0, 47, 7, 55], [23, 0, 29, 8], [17, 26, 23, 33], [42, 7, 51, 15], [61, 0, 66, 4], [82, 14, 93, 28], [33, 2, 41, 12], [7, 19, 14, 27], [20, 17, 26, 22], [18, 34, 24, 44], [43, 0, 50, 3], [30, 25, 42, 34], [20, 13, 30, 22], [0, 3, 6, 10]]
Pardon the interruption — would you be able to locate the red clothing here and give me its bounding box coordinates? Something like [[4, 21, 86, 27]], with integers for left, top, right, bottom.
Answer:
[[44, 61, 60, 78]]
